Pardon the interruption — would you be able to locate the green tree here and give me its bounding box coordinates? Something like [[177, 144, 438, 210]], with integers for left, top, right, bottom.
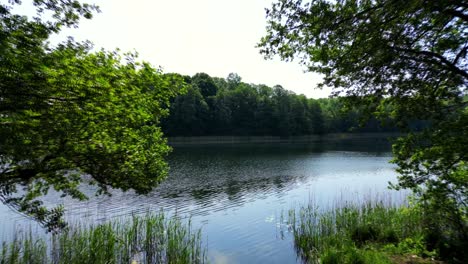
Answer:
[[259, 0, 467, 260], [226, 72, 242, 90], [272, 85, 294, 136], [163, 85, 209, 136], [192, 72, 218, 98], [0, 1, 183, 231], [253, 84, 276, 135], [307, 99, 324, 134], [210, 90, 233, 135], [225, 83, 258, 135]]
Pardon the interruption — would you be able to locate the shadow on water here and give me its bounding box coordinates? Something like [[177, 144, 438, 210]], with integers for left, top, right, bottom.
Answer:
[[161, 136, 392, 201]]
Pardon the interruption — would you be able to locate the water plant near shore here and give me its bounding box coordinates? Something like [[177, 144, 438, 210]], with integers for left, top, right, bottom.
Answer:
[[288, 199, 440, 264], [0, 213, 206, 264]]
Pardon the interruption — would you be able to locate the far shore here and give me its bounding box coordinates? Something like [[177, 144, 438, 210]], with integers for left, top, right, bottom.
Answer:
[[167, 132, 401, 145]]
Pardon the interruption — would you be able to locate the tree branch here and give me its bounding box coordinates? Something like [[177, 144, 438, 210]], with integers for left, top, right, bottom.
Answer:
[[442, 8, 468, 22], [454, 45, 468, 65], [391, 46, 468, 79]]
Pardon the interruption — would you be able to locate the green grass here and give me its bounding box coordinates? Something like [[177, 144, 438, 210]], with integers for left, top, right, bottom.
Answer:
[[1, 212, 206, 264], [288, 199, 438, 264]]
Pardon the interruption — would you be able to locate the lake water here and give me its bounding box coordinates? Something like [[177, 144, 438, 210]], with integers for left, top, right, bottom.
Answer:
[[0, 135, 406, 263]]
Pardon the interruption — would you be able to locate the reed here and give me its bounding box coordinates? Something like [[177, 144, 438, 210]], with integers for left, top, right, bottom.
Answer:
[[288, 199, 434, 264], [1, 213, 206, 264]]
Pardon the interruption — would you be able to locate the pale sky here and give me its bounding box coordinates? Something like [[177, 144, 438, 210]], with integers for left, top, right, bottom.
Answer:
[[20, 0, 331, 98]]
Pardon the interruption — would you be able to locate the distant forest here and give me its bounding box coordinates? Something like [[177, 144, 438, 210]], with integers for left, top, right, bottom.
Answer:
[[162, 73, 416, 137]]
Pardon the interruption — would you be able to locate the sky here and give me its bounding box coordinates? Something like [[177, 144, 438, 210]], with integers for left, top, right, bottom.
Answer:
[[19, 0, 330, 98]]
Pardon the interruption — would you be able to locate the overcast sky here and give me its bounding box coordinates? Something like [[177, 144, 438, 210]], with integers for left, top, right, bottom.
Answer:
[[21, 0, 330, 98]]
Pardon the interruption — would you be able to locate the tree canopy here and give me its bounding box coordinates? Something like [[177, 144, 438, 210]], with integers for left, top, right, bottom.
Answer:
[[161, 72, 393, 137], [0, 1, 184, 231], [259, 0, 467, 260]]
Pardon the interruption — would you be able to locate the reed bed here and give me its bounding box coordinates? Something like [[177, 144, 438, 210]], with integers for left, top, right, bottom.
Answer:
[[288, 199, 433, 264], [1, 213, 206, 264]]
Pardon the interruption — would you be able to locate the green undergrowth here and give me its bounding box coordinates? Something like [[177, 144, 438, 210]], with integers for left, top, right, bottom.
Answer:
[[288, 200, 442, 264], [0, 213, 206, 264]]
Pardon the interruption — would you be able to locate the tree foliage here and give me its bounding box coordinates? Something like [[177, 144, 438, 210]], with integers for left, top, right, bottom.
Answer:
[[162, 72, 389, 137], [0, 1, 183, 231], [259, 0, 467, 261], [162, 71, 398, 137]]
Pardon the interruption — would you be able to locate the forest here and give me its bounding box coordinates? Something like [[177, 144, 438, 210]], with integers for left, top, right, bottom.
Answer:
[[162, 72, 402, 137]]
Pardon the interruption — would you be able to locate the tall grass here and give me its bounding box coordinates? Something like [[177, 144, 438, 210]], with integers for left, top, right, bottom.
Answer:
[[1, 213, 206, 264], [288, 199, 433, 264]]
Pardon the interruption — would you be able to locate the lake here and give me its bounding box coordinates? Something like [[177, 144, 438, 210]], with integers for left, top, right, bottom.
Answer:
[[0, 134, 406, 263]]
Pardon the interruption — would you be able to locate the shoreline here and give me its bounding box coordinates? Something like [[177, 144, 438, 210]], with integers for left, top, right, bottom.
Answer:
[[167, 132, 401, 145]]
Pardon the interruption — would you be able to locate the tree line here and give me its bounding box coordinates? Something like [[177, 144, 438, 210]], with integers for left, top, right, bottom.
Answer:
[[162, 72, 399, 137]]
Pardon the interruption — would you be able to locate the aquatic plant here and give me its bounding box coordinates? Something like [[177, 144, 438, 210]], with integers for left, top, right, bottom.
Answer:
[[0, 212, 206, 264], [288, 199, 435, 264]]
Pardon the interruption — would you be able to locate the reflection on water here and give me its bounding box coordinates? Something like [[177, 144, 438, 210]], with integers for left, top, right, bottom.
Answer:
[[0, 136, 405, 264]]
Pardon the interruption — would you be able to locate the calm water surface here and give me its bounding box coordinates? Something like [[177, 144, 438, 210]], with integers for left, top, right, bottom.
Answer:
[[0, 136, 405, 263]]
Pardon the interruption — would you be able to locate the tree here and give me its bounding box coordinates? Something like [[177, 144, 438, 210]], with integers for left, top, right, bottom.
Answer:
[[210, 90, 233, 135], [226, 72, 242, 89], [271, 85, 293, 136], [0, 1, 183, 231], [307, 99, 324, 134], [163, 85, 209, 136], [225, 83, 258, 135], [253, 84, 276, 135], [259, 0, 467, 260], [192, 72, 218, 98]]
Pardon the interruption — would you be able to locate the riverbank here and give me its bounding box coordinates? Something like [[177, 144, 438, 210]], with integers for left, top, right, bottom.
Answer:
[[168, 132, 401, 145]]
